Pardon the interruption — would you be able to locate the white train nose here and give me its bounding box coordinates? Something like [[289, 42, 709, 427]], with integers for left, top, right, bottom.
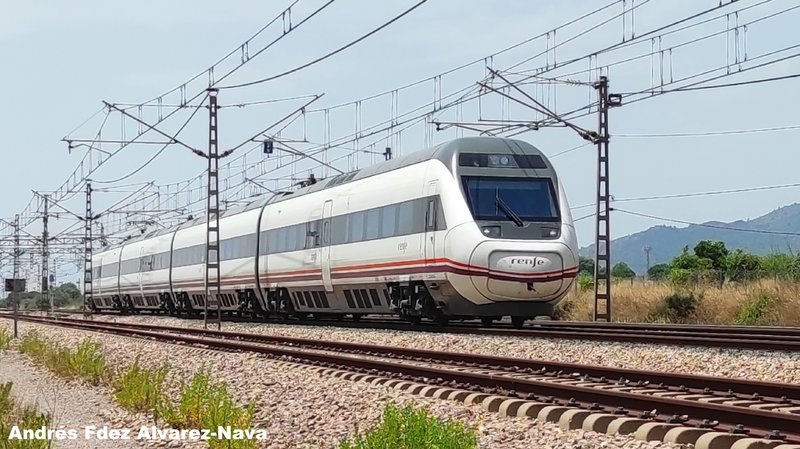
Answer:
[[469, 242, 577, 301]]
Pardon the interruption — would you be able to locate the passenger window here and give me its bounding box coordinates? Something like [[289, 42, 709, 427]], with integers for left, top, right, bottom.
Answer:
[[397, 201, 415, 235], [365, 208, 380, 240], [427, 200, 436, 229], [278, 229, 289, 253], [323, 221, 330, 245], [306, 221, 320, 248], [349, 213, 365, 243], [380, 205, 397, 238]]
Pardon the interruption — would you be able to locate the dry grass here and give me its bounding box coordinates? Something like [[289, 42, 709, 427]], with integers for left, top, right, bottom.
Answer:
[[557, 278, 800, 325]]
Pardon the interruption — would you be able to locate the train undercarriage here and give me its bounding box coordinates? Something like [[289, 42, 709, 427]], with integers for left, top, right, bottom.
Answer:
[[92, 280, 550, 328]]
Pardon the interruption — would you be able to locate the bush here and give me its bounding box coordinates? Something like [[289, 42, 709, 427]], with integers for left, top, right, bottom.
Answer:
[[338, 402, 478, 449], [113, 358, 170, 416], [726, 249, 762, 282], [0, 328, 11, 350], [160, 370, 256, 449], [734, 292, 776, 325], [0, 382, 52, 449], [649, 291, 699, 323], [577, 273, 594, 292], [68, 340, 106, 383], [18, 332, 106, 384], [761, 253, 796, 280], [578, 257, 594, 276]]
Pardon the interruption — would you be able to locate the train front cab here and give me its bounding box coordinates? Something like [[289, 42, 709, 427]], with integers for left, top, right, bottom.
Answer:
[[438, 141, 578, 323]]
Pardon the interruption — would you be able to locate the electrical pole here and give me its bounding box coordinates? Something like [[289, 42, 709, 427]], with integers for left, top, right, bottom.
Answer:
[[644, 246, 652, 280], [12, 214, 20, 338], [592, 76, 621, 322], [83, 182, 93, 318], [204, 89, 222, 331], [41, 194, 51, 313]]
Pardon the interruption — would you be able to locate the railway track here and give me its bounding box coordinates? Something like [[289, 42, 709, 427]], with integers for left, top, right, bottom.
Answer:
[[14, 308, 800, 351], [3, 313, 800, 448]]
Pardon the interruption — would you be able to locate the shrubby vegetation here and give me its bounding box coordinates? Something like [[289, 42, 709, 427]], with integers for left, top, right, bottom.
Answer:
[[338, 402, 478, 449], [0, 282, 82, 310], [0, 382, 52, 449], [562, 240, 800, 325], [16, 332, 256, 449]]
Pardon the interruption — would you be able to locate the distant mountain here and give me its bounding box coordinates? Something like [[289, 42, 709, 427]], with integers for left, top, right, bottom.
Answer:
[[579, 203, 800, 275]]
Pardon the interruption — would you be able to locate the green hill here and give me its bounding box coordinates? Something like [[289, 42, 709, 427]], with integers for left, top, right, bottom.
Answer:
[[579, 203, 800, 275]]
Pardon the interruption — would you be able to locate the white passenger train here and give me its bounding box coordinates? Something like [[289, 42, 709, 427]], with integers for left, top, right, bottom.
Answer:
[[90, 137, 579, 327]]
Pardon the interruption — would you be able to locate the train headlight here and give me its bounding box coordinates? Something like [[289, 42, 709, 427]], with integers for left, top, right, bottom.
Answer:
[[481, 226, 501, 238], [541, 227, 560, 238], [487, 155, 518, 168]]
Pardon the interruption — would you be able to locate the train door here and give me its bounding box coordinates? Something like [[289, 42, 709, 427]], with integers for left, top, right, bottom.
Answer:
[[321, 200, 334, 292], [96, 255, 103, 305], [424, 181, 439, 266], [138, 247, 146, 306]]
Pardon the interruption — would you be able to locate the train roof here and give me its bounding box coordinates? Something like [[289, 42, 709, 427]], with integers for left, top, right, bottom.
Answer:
[[98, 137, 545, 251]]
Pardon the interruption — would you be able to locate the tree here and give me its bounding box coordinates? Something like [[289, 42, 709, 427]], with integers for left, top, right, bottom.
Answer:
[[725, 249, 761, 282], [611, 262, 636, 279], [671, 246, 712, 271], [578, 257, 595, 276], [693, 240, 729, 271], [647, 263, 670, 281], [53, 282, 81, 306], [761, 253, 795, 280]]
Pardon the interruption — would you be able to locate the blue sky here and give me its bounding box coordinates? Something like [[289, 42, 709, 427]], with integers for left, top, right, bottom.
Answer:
[[2, 0, 799, 282]]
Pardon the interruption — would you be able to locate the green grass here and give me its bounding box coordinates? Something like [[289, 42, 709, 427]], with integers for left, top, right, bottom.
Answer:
[[18, 331, 106, 384], [735, 292, 776, 325], [338, 402, 479, 449], [112, 358, 170, 416], [0, 328, 11, 350], [16, 332, 260, 448], [0, 382, 53, 449], [160, 369, 257, 449]]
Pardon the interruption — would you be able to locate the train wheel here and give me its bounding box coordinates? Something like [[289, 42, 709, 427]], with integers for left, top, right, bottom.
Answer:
[[511, 316, 526, 329], [351, 314, 362, 322], [480, 317, 495, 327]]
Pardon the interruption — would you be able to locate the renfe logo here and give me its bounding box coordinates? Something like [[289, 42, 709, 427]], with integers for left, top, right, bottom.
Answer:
[[509, 258, 545, 266], [495, 255, 554, 272]]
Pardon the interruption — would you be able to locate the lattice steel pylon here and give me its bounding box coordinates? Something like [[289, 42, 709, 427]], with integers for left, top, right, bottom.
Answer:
[[41, 194, 51, 313], [12, 214, 20, 338], [592, 76, 621, 322], [83, 182, 93, 317], [204, 89, 222, 330]]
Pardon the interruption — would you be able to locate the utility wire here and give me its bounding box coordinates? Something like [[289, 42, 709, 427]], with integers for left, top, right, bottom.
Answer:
[[616, 124, 800, 138], [93, 94, 208, 184], [615, 208, 800, 237], [219, 0, 430, 89], [571, 182, 800, 211]]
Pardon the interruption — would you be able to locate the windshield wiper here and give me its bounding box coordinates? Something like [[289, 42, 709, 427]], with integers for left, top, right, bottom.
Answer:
[[495, 196, 524, 227]]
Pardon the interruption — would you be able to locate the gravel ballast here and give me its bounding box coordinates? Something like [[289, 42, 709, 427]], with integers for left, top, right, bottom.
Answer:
[[90, 314, 800, 384], [0, 352, 158, 449], [1, 320, 682, 449]]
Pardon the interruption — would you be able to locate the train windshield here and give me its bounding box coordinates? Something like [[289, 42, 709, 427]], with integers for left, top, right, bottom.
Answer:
[[461, 176, 560, 223]]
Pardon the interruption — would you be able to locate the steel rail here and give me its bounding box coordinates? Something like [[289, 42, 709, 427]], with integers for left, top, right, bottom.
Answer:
[[11, 313, 800, 402], [6, 308, 800, 351], [3, 313, 799, 442]]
